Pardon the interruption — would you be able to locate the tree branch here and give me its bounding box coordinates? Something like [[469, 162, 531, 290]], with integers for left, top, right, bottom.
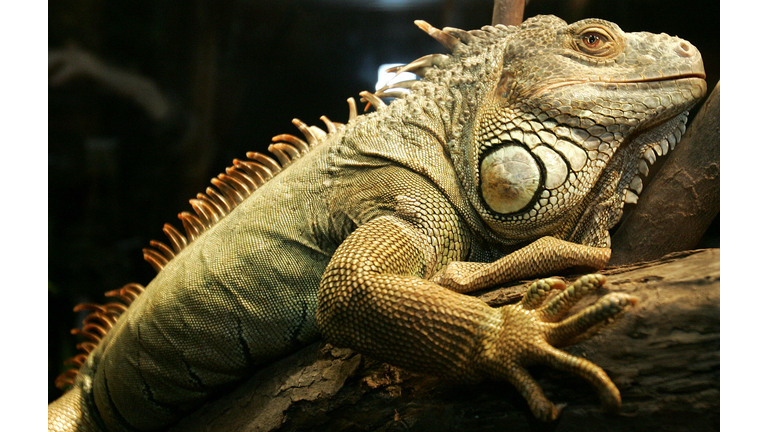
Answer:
[[492, 0, 527, 26]]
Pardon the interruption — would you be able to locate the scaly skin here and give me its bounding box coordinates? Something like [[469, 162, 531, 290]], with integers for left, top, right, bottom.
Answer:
[[49, 15, 706, 431]]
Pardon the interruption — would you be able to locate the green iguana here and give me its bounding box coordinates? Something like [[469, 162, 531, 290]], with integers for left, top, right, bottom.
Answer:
[[48, 15, 706, 431]]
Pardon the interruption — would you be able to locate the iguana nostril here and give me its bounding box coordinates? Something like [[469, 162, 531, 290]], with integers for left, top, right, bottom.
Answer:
[[675, 41, 693, 57]]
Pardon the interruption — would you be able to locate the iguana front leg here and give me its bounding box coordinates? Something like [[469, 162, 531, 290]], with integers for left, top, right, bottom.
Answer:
[[317, 216, 633, 421], [431, 236, 611, 293]]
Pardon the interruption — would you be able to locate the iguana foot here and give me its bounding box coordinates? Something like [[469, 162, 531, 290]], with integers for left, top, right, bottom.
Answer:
[[481, 274, 635, 422]]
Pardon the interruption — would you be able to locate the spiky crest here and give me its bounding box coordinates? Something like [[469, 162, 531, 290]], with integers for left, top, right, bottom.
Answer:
[[55, 283, 143, 389]]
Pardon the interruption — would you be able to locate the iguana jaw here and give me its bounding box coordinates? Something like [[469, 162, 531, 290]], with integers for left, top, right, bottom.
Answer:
[[564, 109, 694, 248], [551, 66, 707, 247]]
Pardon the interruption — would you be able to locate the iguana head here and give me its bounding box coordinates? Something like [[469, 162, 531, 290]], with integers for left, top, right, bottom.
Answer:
[[403, 15, 706, 248]]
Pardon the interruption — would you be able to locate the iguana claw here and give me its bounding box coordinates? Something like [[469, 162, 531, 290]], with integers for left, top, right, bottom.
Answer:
[[482, 274, 634, 422]]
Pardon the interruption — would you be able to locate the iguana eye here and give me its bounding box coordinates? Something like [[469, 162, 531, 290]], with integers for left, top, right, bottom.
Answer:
[[582, 32, 603, 49], [574, 27, 617, 56]]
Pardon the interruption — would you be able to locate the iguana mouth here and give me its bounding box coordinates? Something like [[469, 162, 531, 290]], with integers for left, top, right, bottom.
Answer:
[[619, 73, 706, 83], [531, 74, 706, 97]]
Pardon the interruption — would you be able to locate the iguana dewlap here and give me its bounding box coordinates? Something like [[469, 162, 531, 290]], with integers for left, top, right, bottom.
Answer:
[[49, 15, 706, 431]]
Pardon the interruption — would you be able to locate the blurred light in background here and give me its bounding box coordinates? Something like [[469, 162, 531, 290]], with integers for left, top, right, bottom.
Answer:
[[375, 63, 418, 93]]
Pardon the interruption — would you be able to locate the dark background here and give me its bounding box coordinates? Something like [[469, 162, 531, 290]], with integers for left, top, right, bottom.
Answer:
[[48, 0, 719, 403]]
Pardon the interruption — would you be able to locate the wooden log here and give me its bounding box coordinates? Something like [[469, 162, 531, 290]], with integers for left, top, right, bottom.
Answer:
[[170, 248, 719, 432]]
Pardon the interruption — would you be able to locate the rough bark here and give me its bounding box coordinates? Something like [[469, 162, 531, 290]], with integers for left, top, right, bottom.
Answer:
[[170, 248, 719, 432], [492, 0, 527, 26], [609, 82, 720, 266]]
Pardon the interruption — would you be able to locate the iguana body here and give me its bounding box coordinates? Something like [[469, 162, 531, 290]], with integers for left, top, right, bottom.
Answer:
[[49, 15, 706, 431]]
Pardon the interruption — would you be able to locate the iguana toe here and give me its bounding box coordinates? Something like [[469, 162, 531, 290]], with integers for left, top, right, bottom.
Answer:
[[482, 274, 632, 421]]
